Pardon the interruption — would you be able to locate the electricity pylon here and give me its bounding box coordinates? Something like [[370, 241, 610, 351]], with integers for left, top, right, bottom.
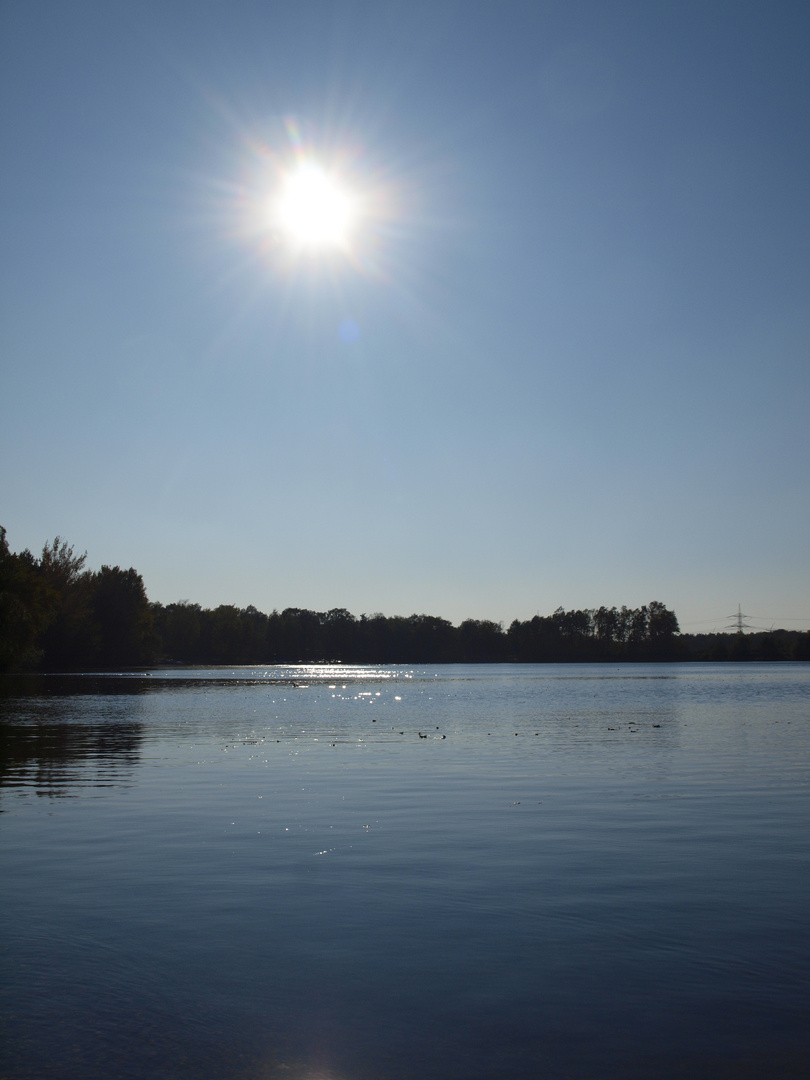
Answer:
[[726, 605, 753, 634]]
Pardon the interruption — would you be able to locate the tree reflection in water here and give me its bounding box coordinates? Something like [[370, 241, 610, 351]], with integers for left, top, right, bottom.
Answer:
[[0, 675, 145, 802]]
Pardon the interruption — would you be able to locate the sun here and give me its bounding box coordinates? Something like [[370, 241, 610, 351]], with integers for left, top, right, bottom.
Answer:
[[274, 163, 356, 250]]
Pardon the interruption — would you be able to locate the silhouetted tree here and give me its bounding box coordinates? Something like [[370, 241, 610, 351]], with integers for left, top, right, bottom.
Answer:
[[0, 529, 56, 670], [88, 566, 155, 669], [458, 619, 506, 662], [37, 538, 93, 669], [647, 600, 680, 638], [153, 601, 203, 662]]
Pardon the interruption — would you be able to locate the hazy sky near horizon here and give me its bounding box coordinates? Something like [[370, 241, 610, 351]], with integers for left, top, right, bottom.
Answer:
[[2, 0, 808, 633]]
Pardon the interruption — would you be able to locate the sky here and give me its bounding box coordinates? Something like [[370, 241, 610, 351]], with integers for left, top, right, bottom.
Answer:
[[1, 0, 809, 634]]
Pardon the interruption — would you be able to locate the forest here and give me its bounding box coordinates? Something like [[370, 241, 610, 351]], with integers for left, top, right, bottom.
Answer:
[[1, 529, 808, 671]]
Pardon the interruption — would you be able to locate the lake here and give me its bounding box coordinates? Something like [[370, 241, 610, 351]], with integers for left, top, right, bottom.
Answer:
[[1, 663, 809, 1079]]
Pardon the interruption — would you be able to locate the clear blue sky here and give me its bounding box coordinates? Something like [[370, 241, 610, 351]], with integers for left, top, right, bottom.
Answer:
[[2, 0, 808, 633]]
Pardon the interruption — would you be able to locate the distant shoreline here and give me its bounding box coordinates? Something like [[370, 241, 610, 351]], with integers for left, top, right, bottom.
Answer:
[[2, 529, 808, 671]]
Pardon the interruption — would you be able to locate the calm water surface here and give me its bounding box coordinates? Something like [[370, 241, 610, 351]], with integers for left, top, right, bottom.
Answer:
[[1, 663, 809, 1079]]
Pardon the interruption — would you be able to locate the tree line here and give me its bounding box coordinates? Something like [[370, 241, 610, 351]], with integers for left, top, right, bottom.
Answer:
[[152, 600, 682, 665], [0, 530, 153, 671], [1, 529, 808, 671]]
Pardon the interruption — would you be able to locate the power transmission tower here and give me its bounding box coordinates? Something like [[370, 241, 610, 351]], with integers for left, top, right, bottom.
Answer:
[[726, 605, 753, 634]]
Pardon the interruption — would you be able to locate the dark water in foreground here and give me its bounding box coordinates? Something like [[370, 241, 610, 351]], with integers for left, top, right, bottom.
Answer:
[[1, 663, 809, 1080]]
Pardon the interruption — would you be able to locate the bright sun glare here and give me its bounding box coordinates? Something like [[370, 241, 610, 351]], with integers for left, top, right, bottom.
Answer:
[[275, 163, 356, 249]]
